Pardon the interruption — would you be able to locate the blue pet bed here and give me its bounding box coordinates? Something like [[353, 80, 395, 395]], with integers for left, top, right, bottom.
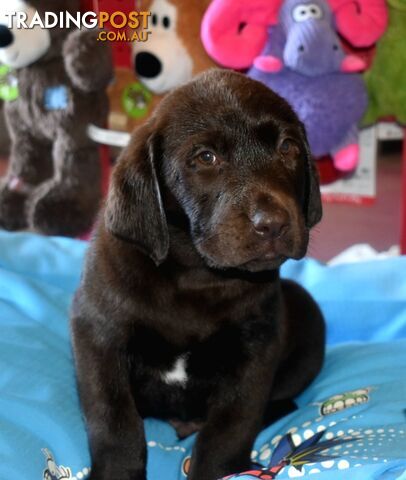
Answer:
[[0, 231, 405, 480]]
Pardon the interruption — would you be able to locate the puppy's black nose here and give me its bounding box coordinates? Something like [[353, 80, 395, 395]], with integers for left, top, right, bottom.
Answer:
[[251, 209, 288, 239], [0, 25, 14, 48], [135, 52, 162, 78]]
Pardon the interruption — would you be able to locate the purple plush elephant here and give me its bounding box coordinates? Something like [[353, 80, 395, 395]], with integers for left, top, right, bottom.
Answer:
[[249, 0, 368, 171]]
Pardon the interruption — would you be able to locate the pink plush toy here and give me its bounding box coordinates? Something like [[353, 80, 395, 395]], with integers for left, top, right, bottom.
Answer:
[[247, 0, 368, 172], [328, 0, 388, 47], [201, 0, 283, 69], [201, 0, 388, 69]]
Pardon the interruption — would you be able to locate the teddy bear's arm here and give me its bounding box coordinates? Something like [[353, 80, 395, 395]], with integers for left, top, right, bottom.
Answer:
[[63, 29, 113, 93]]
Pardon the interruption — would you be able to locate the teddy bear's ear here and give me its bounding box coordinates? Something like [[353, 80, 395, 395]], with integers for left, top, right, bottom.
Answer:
[[105, 123, 169, 265]]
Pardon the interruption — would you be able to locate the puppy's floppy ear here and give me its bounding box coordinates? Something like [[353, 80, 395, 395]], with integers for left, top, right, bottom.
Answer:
[[299, 125, 323, 228], [105, 123, 169, 265]]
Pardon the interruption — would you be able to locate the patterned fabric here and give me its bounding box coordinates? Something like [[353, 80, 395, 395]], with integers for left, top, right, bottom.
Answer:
[[0, 232, 405, 479]]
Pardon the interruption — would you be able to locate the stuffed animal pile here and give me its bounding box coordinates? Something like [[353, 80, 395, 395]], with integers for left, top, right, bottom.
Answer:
[[0, 0, 113, 236], [134, 0, 215, 94], [108, 0, 216, 134], [249, 0, 368, 172], [202, 0, 388, 172]]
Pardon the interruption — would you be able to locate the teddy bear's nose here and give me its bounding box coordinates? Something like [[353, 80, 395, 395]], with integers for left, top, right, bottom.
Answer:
[[135, 52, 162, 79], [0, 25, 14, 48]]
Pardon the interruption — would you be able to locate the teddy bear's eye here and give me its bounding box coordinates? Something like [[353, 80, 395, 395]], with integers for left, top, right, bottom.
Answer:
[[162, 16, 171, 29], [151, 14, 158, 26]]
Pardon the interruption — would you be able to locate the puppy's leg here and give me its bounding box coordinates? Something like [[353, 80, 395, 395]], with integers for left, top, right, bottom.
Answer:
[[71, 315, 146, 480], [188, 358, 278, 480], [270, 280, 325, 402], [262, 398, 297, 426]]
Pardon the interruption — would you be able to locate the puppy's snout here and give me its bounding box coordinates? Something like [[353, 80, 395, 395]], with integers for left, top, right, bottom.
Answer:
[[0, 25, 14, 48], [135, 52, 162, 79], [251, 208, 289, 239]]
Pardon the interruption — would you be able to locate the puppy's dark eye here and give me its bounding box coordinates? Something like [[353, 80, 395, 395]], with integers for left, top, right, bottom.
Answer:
[[198, 151, 217, 166], [279, 139, 298, 155]]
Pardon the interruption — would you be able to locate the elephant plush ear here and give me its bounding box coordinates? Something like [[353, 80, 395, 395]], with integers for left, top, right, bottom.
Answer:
[[201, 0, 284, 69], [329, 0, 388, 47], [104, 123, 169, 265]]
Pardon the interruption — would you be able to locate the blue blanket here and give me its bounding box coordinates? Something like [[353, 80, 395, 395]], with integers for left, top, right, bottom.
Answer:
[[0, 231, 405, 480]]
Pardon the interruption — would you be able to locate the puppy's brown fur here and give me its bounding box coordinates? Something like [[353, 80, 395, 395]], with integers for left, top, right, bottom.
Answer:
[[71, 69, 325, 480]]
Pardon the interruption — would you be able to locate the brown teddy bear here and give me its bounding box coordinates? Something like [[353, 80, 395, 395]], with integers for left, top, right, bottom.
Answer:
[[134, 0, 215, 94], [107, 67, 163, 134], [0, 0, 113, 236], [105, 0, 215, 136]]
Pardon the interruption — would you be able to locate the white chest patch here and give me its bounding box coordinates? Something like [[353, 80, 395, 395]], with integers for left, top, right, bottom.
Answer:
[[161, 355, 188, 387]]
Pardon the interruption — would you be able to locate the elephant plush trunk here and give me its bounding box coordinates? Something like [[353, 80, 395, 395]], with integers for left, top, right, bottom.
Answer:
[[283, 19, 345, 76]]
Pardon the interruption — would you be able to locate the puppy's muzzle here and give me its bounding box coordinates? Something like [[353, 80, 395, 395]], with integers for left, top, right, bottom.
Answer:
[[250, 207, 289, 240]]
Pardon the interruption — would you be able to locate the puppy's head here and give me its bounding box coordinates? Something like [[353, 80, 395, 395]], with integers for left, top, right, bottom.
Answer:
[[105, 69, 322, 272]]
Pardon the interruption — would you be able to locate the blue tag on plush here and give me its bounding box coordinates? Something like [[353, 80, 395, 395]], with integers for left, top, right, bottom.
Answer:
[[44, 86, 69, 111]]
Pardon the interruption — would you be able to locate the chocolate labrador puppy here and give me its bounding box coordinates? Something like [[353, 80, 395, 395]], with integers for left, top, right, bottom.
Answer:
[[71, 69, 325, 480]]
